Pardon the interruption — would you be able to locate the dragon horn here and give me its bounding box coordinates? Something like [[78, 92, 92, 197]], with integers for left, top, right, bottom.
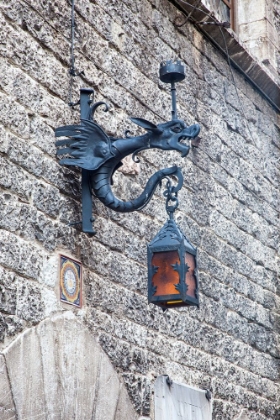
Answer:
[[130, 117, 163, 134]]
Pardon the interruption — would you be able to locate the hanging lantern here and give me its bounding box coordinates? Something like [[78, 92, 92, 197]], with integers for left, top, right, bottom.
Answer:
[[147, 175, 199, 310]]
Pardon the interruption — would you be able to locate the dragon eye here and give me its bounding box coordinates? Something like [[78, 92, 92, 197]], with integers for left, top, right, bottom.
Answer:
[[171, 125, 182, 133]]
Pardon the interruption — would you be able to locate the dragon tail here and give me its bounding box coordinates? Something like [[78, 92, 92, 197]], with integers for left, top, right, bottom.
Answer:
[[91, 165, 180, 213]]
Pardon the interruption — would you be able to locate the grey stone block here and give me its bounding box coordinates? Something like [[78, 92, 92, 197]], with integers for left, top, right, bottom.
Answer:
[[0, 0, 280, 417]]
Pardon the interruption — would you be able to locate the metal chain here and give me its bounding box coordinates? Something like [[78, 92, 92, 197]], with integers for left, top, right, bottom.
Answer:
[[68, 0, 76, 106], [163, 178, 179, 219], [68, 0, 84, 107]]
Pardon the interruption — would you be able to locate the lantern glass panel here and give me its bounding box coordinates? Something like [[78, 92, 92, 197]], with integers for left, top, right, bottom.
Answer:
[[152, 251, 180, 296], [185, 253, 196, 298]]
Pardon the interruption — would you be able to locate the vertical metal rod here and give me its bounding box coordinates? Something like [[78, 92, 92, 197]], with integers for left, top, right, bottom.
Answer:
[[171, 82, 177, 120], [80, 88, 95, 234], [80, 88, 93, 119]]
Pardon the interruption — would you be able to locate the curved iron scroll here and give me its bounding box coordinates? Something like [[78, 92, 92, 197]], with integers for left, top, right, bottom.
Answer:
[[55, 88, 200, 233]]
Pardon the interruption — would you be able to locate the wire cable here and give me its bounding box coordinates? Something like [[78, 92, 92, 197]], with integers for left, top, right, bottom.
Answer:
[[68, 0, 76, 106], [174, 0, 202, 27], [68, 0, 84, 107], [218, 26, 257, 147], [174, 0, 215, 19]]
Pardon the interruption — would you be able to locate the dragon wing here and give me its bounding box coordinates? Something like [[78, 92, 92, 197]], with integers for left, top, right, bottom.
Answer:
[[55, 119, 112, 171]]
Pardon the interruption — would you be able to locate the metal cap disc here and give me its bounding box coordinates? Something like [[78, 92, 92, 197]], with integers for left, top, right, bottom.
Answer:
[[159, 60, 186, 84]]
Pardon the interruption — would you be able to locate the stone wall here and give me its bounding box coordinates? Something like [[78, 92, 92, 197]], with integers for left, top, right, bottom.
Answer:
[[274, 0, 280, 77], [200, 0, 280, 82], [236, 0, 279, 80], [0, 0, 279, 419]]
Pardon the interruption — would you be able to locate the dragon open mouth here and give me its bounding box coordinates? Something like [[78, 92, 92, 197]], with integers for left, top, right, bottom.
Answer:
[[178, 135, 189, 144], [178, 133, 201, 148]]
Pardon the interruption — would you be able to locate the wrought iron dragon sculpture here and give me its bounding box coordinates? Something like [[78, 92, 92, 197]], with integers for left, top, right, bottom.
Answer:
[[55, 61, 201, 234]]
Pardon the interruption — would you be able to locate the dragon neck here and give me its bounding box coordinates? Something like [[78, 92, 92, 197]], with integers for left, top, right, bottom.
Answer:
[[111, 133, 151, 159]]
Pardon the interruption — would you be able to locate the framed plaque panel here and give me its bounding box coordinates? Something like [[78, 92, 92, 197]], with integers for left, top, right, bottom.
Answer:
[[59, 255, 82, 307]]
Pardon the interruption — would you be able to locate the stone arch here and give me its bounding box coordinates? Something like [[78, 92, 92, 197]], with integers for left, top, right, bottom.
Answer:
[[0, 312, 138, 420]]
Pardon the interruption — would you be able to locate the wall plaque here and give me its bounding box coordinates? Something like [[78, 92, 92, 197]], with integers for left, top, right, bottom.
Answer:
[[59, 255, 82, 307]]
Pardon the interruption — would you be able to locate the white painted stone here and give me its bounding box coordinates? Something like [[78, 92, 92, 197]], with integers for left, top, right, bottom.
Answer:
[[0, 354, 16, 420], [50, 315, 100, 419], [1, 313, 138, 420], [39, 254, 59, 288], [155, 376, 212, 420], [94, 351, 121, 420], [36, 318, 64, 420], [4, 328, 47, 419], [116, 386, 138, 420], [42, 288, 60, 316]]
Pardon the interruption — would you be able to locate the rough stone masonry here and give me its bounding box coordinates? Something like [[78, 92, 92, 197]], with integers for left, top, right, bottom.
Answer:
[[0, 0, 279, 419]]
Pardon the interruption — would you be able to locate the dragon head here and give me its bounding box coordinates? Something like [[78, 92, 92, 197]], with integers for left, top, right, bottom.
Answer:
[[130, 118, 200, 157]]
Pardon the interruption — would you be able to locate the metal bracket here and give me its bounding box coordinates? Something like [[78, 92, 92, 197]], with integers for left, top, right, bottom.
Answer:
[[205, 389, 212, 401], [56, 61, 201, 234], [68, 99, 80, 108], [80, 89, 96, 235], [166, 376, 173, 387]]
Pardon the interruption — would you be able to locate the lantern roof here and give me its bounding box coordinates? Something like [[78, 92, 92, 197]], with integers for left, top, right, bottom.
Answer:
[[148, 219, 196, 255]]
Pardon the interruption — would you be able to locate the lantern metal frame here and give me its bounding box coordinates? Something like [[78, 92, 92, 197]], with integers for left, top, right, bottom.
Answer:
[[147, 177, 199, 310]]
